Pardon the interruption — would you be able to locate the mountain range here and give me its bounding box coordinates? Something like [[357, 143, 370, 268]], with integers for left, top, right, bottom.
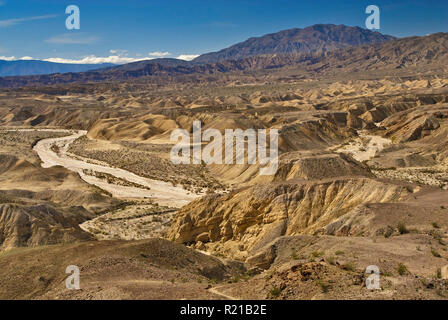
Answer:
[[1, 24, 447, 87], [192, 24, 395, 64], [0, 24, 393, 78], [0, 60, 114, 77]]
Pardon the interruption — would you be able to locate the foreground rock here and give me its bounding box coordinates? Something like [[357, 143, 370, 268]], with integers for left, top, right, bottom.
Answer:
[[0, 238, 245, 300], [0, 203, 93, 250], [218, 234, 448, 300], [168, 177, 409, 259]]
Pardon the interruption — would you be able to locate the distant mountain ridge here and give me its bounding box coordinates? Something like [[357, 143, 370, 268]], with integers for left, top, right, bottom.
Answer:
[[1, 24, 393, 78], [193, 24, 395, 64], [0, 60, 114, 77], [2, 25, 448, 88]]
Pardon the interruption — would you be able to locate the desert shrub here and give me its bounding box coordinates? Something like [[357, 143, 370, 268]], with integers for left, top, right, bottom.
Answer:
[[397, 263, 408, 276], [268, 286, 282, 298], [312, 250, 324, 258], [317, 280, 332, 293], [290, 249, 299, 260], [431, 249, 442, 258], [342, 262, 356, 272], [397, 223, 409, 235], [325, 256, 336, 265]]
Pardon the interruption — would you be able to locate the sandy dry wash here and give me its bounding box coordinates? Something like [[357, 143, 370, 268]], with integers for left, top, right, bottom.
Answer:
[[335, 133, 392, 162], [32, 130, 199, 207]]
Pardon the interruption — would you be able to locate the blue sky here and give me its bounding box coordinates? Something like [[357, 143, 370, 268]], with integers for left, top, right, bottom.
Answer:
[[0, 0, 447, 64]]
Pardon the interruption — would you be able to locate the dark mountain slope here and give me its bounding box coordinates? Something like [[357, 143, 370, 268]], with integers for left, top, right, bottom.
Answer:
[[193, 24, 395, 64]]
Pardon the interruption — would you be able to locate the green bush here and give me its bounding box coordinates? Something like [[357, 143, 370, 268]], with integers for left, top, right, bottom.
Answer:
[[397, 263, 408, 276], [325, 256, 336, 265], [432, 222, 440, 229], [431, 249, 442, 258], [312, 250, 323, 258], [397, 223, 409, 235], [317, 280, 332, 293], [268, 286, 282, 298], [342, 262, 356, 272]]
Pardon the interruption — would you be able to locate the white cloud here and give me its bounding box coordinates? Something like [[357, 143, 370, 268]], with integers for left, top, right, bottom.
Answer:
[[0, 14, 58, 27], [43, 55, 153, 64], [0, 56, 37, 61], [45, 33, 99, 44], [0, 55, 16, 61], [149, 51, 171, 57], [43, 52, 200, 64], [176, 54, 199, 61], [110, 49, 128, 55], [0, 53, 153, 65], [44, 55, 138, 64], [0, 52, 202, 65]]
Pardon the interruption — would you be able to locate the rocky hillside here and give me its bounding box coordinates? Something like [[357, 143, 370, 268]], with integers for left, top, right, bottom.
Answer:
[[0, 153, 120, 251], [193, 24, 394, 63], [309, 32, 448, 75], [0, 203, 92, 250], [0, 238, 244, 299], [168, 177, 409, 260]]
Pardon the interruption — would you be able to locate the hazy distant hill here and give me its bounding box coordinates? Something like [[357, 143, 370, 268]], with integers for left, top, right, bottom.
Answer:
[[193, 24, 395, 64], [0, 60, 114, 77], [101, 58, 191, 71]]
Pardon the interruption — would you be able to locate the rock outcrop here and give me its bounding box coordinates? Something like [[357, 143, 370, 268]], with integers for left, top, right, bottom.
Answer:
[[168, 177, 409, 259], [382, 106, 446, 143], [0, 203, 92, 250]]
